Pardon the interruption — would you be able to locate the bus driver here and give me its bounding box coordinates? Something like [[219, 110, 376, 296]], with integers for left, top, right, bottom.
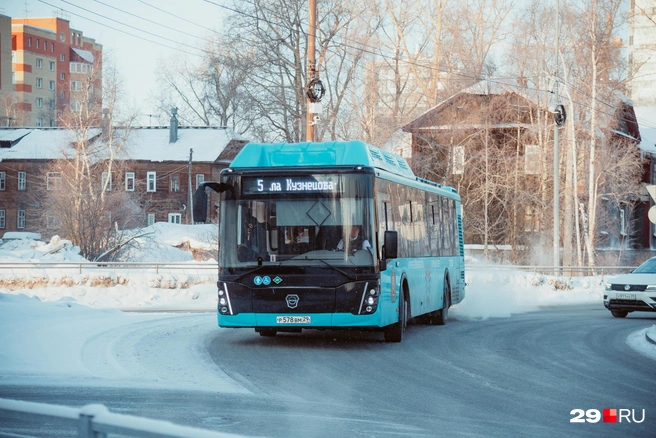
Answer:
[[336, 225, 372, 254]]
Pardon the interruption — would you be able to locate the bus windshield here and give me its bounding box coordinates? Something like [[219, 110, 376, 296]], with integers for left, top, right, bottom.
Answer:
[[219, 173, 376, 268]]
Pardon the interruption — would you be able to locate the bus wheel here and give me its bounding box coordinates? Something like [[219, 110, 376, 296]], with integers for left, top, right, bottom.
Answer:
[[432, 279, 450, 326], [384, 293, 407, 342], [257, 328, 277, 337]]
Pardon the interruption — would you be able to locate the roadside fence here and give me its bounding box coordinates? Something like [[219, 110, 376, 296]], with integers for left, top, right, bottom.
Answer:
[[0, 398, 253, 438]]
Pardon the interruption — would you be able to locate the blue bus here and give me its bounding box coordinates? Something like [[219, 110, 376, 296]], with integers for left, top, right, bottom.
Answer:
[[195, 140, 465, 342]]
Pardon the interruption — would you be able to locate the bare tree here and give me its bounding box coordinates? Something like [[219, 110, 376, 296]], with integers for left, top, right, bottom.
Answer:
[[39, 56, 144, 260]]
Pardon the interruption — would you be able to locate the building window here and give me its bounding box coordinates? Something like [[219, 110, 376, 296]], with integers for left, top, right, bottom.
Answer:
[[49, 61, 55, 71], [452, 145, 465, 174], [60, 91, 65, 99], [47, 212, 60, 229], [60, 54, 65, 61], [36, 58, 42, 69], [36, 39, 39, 49], [620, 206, 628, 236], [60, 72, 65, 80], [17, 210, 26, 229], [18, 172, 26, 190], [168, 213, 182, 224], [0, 172, 5, 190], [525, 145, 540, 175], [36, 78, 43, 88], [101, 172, 112, 191], [51, 42, 55, 52], [49, 80, 55, 90], [36, 117, 42, 127], [147, 171, 156, 192], [170, 174, 180, 192], [28, 37, 31, 47], [47, 172, 62, 190], [70, 80, 81, 92], [147, 213, 155, 226], [125, 172, 135, 191], [0, 210, 5, 229], [49, 100, 55, 109], [36, 97, 43, 107], [196, 174, 205, 190]]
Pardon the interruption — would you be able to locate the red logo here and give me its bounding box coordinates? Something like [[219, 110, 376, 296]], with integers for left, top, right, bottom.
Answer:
[[603, 409, 617, 423]]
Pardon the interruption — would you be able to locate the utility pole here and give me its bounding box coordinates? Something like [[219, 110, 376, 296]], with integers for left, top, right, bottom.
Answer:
[[305, 0, 324, 142], [553, 0, 563, 272], [188, 148, 194, 224], [306, 0, 317, 142]]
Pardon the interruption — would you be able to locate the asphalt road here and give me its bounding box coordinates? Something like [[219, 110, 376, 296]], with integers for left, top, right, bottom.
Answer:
[[1, 305, 655, 438]]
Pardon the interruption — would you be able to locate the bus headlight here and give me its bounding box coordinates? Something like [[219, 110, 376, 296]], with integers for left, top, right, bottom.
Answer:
[[220, 306, 229, 314], [367, 296, 375, 305], [219, 297, 227, 306]]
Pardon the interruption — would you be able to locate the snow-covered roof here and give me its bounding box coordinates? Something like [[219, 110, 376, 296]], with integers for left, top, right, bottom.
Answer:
[[71, 47, 94, 63], [636, 106, 656, 154], [124, 127, 247, 162], [0, 127, 247, 163], [0, 128, 99, 160]]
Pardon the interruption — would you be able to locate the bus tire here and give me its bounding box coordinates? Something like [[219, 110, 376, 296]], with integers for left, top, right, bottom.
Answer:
[[257, 328, 277, 337], [433, 278, 450, 326], [384, 291, 407, 342]]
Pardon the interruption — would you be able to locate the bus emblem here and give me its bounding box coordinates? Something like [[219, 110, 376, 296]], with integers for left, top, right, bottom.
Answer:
[[286, 294, 300, 309]]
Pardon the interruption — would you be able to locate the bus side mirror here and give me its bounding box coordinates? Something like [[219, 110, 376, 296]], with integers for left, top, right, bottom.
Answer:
[[383, 230, 398, 260]]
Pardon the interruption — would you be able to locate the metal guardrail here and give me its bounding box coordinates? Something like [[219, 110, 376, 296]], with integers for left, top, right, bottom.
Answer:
[[466, 264, 636, 277], [0, 262, 218, 274], [0, 398, 251, 438], [0, 262, 636, 276]]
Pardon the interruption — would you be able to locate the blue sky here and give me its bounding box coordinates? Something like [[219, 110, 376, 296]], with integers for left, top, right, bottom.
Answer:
[[0, 0, 227, 125]]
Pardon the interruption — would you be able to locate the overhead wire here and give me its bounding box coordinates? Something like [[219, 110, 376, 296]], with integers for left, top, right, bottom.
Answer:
[[37, 0, 206, 59], [36, 0, 655, 136]]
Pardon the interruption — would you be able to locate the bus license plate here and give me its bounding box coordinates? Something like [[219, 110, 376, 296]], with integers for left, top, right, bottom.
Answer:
[[616, 293, 635, 300], [276, 316, 311, 324]]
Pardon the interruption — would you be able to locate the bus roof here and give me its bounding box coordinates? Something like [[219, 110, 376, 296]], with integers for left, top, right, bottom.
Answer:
[[230, 140, 416, 179]]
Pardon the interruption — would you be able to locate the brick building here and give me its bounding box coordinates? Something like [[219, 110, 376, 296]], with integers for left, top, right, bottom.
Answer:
[[0, 123, 248, 235]]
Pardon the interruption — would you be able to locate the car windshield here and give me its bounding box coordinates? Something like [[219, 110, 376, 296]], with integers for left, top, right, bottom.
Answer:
[[633, 258, 656, 274]]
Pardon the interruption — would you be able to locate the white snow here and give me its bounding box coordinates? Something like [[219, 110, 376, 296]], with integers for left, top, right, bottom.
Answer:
[[0, 227, 654, 394]]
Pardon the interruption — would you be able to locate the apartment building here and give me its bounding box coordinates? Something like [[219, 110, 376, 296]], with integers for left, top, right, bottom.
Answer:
[[9, 17, 102, 127]]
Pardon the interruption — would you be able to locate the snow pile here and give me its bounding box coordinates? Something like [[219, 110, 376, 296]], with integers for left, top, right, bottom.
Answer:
[[0, 234, 86, 262], [113, 223, 218, 262]]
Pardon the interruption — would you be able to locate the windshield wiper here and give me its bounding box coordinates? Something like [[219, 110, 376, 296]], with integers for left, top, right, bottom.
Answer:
[[316, 259, 355, 281], [233, 264, 270, 282]]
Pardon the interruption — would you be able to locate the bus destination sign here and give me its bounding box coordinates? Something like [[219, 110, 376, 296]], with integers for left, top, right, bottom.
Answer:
[[242, 176, 340, 195]]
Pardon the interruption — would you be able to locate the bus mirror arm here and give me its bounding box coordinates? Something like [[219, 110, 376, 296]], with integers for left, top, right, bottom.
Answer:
[[193, 182, 233, 223]]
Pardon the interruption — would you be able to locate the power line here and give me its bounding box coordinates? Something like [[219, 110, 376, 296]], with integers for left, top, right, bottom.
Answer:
[[92, 0, 216, 45], [37, 0, 205, 58]]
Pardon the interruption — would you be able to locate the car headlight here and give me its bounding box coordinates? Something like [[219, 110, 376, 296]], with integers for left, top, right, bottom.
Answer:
[[646, 285, 656, 291], [605, 283, 612, 291]]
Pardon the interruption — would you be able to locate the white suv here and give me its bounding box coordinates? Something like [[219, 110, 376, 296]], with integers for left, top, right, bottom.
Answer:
[[604, 257, 656, 318]]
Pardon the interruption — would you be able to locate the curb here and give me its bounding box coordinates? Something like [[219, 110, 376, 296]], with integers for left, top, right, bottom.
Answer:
[[646, 326, 656, 346]]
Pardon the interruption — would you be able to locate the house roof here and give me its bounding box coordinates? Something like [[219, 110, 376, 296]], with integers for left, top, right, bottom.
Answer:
[[402, 77, 546, 132], [124, 127, 247, 162], [0, 126, 248, 163], [635, 106, 656, 154], [0, 128, 99, 160]]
